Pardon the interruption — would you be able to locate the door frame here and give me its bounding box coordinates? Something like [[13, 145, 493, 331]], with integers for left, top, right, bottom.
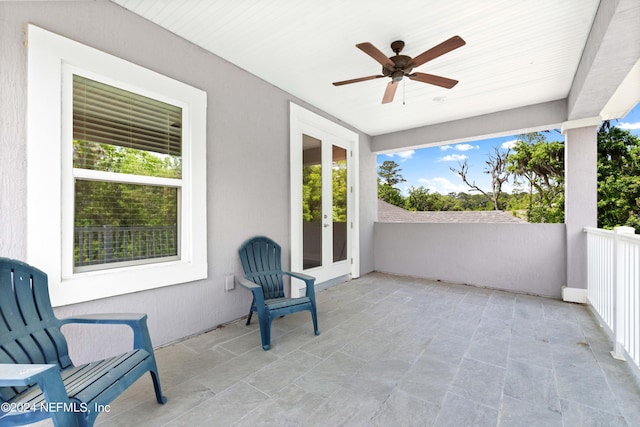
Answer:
[[290, 103, 360, 286]]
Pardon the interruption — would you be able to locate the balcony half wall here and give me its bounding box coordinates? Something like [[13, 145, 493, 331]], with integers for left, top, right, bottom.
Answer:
[[374, 222, 566, 298]]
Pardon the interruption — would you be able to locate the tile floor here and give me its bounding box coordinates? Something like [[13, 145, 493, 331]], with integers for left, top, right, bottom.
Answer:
[[38, 273, 640, 426]]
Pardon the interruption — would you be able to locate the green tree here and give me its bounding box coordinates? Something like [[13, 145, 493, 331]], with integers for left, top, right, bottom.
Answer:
[[301, 159, 348, 223], [73, 141, 181, 229], [73, 141, 182, 264], [378, 160, 406, 187], [597, 123, 640, 230], [302, 164, 322, 222], [505, 191, 531, 220], [405, 186, 432, 211], [378, 160, 406, 207], [332, 160, 348, 222], [507, 132, 564, 223], [405, 187, 461, 211], [454, 192, 493, 210]]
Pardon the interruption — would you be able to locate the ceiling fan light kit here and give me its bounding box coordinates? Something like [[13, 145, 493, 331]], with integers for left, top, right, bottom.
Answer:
[[333, 36, 466, 104]]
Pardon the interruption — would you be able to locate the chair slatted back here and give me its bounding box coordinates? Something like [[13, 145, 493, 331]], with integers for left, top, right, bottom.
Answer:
[[0, 258, 72, 402], [239, 236, 285, 300]]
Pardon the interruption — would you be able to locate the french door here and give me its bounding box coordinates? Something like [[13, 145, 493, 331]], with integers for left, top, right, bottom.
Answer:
[[290, 104, 359, 295]]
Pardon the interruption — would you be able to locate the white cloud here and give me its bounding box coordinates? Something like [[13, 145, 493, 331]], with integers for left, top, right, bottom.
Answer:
[[417, 177, 469, 194], [619, 121, 640, 130], [501, 139, 518, 149], [454, 143, 480, 151], [440, 144, 478, 151], [438, 154, 468, 162], [385, 150, 415, 161]]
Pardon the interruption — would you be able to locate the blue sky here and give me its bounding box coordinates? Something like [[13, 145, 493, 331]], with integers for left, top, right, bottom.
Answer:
[[379, 103, 640, 195]]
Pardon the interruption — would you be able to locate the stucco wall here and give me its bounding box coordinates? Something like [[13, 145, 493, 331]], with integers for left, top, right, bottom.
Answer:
[[357, 137, 378, 275], [0, 1, 374, 363], [374, 222, 566, 298]]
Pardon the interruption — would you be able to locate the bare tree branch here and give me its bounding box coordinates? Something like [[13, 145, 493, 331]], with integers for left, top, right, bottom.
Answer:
[[450, 147, 511, 210], [450, 160, 492, 201]]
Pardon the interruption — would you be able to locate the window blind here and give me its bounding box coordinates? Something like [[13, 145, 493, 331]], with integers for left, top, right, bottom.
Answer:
[[73, 75, 182, 156]]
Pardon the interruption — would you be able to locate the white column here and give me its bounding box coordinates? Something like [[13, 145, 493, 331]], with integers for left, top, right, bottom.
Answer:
[[562, 118, 599, 290]]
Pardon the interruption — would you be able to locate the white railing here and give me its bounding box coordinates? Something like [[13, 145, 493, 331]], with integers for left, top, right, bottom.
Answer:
[[585, 226, 640, 369]]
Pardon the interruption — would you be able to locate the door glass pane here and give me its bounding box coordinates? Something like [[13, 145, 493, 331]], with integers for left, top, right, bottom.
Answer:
[[302, 134, 322, 269], [332, 146, 348, 262]]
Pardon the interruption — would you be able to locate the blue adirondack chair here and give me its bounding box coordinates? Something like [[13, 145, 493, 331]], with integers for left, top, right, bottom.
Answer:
[[0, 258, 166, 427], [238, 236, 319, 350]]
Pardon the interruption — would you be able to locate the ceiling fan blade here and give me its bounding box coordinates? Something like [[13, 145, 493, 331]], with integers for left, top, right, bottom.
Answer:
[[410, 35, 466, 68], [356, 42, 394, 68], [332, 75, 385, 86], [409, 72, 459, 89], [382, 81, 398, 104]]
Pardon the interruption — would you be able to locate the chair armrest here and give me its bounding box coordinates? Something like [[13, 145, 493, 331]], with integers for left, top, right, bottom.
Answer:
[[59, 313, 154, 355], [238, 277, 261, 290], [0, 364, 77, 426], [0, 364, 57, 387], [238, 277, 266, 308], [60, 313, 146, 326], [284, 271, 317, 301], [284, 271, 315, 285]]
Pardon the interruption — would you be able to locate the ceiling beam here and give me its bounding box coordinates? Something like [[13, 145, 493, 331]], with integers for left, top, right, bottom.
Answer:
[[371, 99, 567, 153], [567, 0, 640, 120]]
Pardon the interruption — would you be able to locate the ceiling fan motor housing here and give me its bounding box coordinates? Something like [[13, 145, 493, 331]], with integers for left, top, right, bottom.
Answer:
[[385, 55, 414, 81], [385, 41, 414, 81]]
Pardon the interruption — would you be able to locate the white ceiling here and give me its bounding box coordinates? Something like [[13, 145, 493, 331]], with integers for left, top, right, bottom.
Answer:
[[112, 0, 604, 136]]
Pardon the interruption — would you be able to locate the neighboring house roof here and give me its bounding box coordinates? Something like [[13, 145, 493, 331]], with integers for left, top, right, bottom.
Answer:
[[377, 200, 527, 224]]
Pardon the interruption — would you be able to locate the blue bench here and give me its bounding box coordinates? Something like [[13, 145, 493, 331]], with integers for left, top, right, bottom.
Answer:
[[0, 258, 166, 427]]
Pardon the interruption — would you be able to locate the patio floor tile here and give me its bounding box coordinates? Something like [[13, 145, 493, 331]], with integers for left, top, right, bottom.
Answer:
[[29, 272, 640, 426]]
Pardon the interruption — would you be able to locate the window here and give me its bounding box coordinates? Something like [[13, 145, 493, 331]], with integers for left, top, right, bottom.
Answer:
[[27, 25, 207, 306], [72, 75, 182, 271]]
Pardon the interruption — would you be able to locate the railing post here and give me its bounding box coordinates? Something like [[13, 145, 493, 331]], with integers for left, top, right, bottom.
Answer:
[[612, 226, 635, 360]]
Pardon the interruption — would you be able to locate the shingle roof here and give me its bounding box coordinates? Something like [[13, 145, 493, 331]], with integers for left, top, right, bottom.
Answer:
[[377, 200, 527, 223]]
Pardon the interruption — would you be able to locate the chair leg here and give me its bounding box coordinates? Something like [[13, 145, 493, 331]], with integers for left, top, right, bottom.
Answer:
[[310, 308, 320, 336], [150, 369, 168, 404], [246, 298, 256, 325], [259, 316, 272, 350]]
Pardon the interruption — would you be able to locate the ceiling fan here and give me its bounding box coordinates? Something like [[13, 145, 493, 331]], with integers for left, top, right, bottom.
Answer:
[[332, 36, 466, 104]]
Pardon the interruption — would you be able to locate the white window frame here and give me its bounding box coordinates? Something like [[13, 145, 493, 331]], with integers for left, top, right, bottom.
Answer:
[[27, 25, 207, 306]]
